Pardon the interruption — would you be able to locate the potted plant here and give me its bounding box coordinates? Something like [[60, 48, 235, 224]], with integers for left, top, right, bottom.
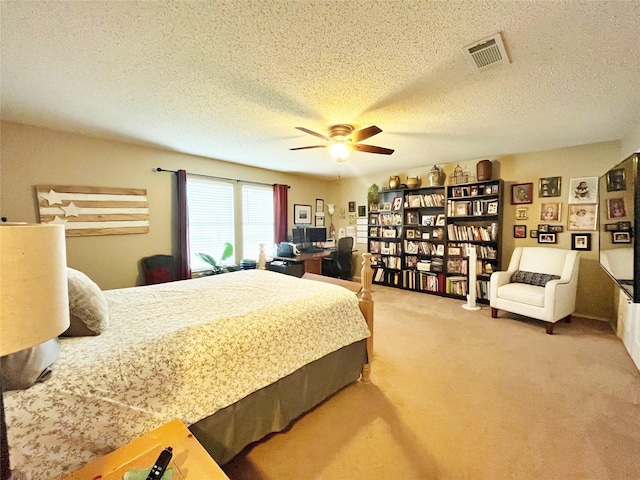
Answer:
[[197, 242, 235, 275]]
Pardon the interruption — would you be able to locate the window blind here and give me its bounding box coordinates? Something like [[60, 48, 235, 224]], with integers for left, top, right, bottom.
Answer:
[[242, 184, 274, 261], [187, 176, 235, 271]]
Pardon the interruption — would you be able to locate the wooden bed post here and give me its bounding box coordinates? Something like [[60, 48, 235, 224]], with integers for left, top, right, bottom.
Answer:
[[358, 252, 374, 383]]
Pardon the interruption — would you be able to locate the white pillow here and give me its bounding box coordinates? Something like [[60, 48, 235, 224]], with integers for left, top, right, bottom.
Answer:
[[62, 268, 109, 336]]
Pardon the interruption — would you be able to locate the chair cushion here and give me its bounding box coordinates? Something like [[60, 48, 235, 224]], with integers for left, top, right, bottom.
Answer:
[[511, 270, 560, 286], [498, 283, 545, 307], [146, 266, 173, 284]]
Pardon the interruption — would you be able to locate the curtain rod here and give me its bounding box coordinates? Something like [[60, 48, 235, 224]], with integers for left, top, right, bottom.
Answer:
[[155, 167, 289, 188]]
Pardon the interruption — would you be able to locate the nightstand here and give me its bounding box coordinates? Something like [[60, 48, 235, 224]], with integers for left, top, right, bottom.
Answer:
[[61, 419, 229, 480]]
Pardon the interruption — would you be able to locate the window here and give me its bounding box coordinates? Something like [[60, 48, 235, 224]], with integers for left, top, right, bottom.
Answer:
[[187, 176, 234, 271], [242, 185, 274, 261]]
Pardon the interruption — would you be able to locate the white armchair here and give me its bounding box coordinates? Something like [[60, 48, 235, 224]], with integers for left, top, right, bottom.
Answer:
[[490, 247, 580, 334]]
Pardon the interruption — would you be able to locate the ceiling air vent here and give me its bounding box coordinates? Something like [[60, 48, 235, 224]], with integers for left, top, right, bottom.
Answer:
[[462, 33, 510, 73]]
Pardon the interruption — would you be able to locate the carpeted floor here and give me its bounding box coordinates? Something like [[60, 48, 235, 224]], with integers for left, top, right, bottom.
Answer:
[[222, 285, 640, 479]]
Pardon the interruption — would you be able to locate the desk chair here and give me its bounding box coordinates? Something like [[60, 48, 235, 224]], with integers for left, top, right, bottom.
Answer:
[[322, 237, 354, 280]]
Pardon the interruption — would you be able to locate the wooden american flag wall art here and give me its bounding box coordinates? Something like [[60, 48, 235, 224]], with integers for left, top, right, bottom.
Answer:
[[36, 184, 149, 237]]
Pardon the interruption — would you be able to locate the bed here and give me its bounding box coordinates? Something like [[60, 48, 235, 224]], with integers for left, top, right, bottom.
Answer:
[[3, 255, 374, 479]]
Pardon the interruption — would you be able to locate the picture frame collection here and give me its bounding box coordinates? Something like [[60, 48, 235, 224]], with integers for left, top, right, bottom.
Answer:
[[510, 175, 610, 249]]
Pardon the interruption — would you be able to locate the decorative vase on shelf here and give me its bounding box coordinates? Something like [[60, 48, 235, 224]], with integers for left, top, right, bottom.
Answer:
[[406, 176, 421, 189], [477, 159, 492, 181], [388, 175, 401, 189], [426, 165, 445, 186]]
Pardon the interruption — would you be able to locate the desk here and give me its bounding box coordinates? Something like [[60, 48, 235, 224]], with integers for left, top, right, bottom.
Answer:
[[270, 249, 333, 275]]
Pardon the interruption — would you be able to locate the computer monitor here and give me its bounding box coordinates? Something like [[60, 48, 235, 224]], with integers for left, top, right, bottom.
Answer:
[[306, 227, 327, 243], [292, 228, 306, 244]]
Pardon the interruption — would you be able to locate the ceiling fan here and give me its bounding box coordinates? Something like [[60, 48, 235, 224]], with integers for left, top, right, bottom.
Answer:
[[290, 124, 394, 161]]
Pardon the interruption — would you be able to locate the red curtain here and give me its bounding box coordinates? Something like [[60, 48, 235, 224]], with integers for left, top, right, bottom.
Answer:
[[177, 169, 191, 280], [273, 184, 288, 244]]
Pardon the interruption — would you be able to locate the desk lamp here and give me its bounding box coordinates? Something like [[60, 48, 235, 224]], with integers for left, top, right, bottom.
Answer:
[[1, 224, 70, 480]]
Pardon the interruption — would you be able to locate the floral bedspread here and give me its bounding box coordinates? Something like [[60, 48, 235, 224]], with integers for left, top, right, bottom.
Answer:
[[4, 270, 370, 479]]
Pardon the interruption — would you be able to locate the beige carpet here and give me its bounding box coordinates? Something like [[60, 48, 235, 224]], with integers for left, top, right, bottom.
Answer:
[[222, 285, 640, 479]]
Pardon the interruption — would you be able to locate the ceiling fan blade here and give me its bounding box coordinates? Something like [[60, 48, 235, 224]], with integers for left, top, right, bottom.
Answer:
[[353, 143, 394, 155], [295, 127, 331, 142], [348, 125, 382, 143], [289, 145, 327, 151]]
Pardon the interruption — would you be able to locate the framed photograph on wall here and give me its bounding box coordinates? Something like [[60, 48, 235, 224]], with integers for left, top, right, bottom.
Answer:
[[511, 183, 533, 204], [612, 231, 631, 244], [568, 176, 598, 203], [568, 204, 598, 231], [314, 215, 325, 227], [571, 233, 591, 251], [515, 207, 529, 220], [348, 201, 356, 212], [607, 197, 627, 219], [514, 225, 527, 238], [538, 233, 557, 244], [538, 176, 561, 197], [315, 198, 324, 212], [530, 229, 539, 238], [294, 204, 312, 225], [540, 203, 561, 221], [606, 168, 626, 192]]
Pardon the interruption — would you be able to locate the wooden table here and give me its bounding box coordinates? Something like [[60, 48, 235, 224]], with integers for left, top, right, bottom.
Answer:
[[61, 419, 229, 480], [271, 249, 333, 275]]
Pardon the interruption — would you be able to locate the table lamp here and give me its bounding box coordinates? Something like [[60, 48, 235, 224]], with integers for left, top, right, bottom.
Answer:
[[1, 224, 70, 480]]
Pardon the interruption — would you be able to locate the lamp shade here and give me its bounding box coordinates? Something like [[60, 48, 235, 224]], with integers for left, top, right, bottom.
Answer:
[[0, 224, 70, 356]]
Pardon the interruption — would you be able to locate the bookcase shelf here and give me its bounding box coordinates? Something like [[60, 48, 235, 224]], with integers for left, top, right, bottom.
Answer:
[[368, 180, 503, 302]]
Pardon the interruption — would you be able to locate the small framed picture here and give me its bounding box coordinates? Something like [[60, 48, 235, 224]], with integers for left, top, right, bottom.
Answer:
[[452, 187, 463, 198], [607, 198, 627, 219], [515, 207, 529, 220], [612, 231, 631, 244], [568, 177, 598, 204], [382, 202, 392, 211], [406, 211, 419, 225], [422, 232, 430, 240], [538, 233, 557, 244], [539, 176, 561, 197], [606, 168, 626, 192], [381, 247, 391, 255], [618, 221, 632, 230], [538, 224, 549, 232], [435, 214, 446, 226], [371, 203, 379, 212], [530, 229, 539, 238], [448, 246, 462, 256], [391, 197, 403, 211], [348, 201, 356, 213], [492, 184, 499, 194], [358, 205, 367, 217], [406, 230, 415, 239], [470, 186, 479, 196], [572, 233, 592, 251], [540, 203, 561, 221], [422, 215, 434, 226], [487, 202, 498, 214], [314, 215, 325, 227], [316, 198, 324, 212], [294, 204, 312, 225], [549, 225, 564, 233], [511, 183, 533, 204], [604, 223, 619, 231], [568, 204, 598, 231], [514, 225, 527, 238]]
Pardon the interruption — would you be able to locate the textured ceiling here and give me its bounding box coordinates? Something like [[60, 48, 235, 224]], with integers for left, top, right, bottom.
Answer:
[[2, 1, 640, 179]]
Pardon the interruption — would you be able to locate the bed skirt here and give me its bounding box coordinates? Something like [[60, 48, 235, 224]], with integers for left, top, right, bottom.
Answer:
[[189, 339, 367, 464]]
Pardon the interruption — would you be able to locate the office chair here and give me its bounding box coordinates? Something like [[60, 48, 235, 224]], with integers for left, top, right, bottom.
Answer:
[[322, 237, 354, 280]]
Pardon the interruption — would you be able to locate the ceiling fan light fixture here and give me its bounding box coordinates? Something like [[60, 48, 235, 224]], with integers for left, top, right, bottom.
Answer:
[[329, 142, 352, 162]]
